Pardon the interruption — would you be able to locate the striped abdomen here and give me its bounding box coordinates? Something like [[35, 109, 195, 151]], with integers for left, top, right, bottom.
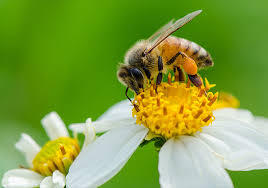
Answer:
[[157, 36, 214, 69]]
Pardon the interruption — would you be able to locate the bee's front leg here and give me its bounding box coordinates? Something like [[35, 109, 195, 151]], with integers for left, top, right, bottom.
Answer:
[[125, 87, 140, 112], [155, 56, 163, 93], [125, 87, 132, 102]]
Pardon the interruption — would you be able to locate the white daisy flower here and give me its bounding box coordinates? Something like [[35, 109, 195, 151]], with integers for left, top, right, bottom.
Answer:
[[1, 112, 106, 188], [66, 77, 268, 188]]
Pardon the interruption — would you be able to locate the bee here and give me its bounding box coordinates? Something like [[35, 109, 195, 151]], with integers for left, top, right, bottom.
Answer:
[[117, 10, 214, 101]]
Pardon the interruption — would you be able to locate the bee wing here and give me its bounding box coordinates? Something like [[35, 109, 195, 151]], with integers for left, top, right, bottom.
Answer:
[[145, 10, 202, 54], [147, 19, 175, 43]]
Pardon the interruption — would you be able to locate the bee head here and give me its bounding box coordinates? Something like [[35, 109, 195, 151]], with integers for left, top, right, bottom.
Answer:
[[117, 65, 144, 94]]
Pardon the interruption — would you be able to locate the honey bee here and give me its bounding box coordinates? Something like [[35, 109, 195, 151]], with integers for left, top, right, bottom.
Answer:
[[117, 10, 214, 101]]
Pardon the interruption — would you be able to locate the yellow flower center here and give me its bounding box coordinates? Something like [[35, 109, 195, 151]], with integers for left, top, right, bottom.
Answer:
[[32, 137, 80, 176], [132, 76, 218, 139]]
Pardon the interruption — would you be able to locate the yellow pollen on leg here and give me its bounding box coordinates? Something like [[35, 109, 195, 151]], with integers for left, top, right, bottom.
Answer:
[[32, 137, 80, 176], [132, 79, 218, 139]]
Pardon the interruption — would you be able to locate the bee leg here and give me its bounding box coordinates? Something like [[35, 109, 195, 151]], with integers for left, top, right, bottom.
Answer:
[[168, 51, 201, 87], [125, 87, 132, 103], [167, 51, 187, 82], [177, 67, 186, 82], [156, 56, 163, 93], [174, 66, 185, 82], [166, 51, 185, 65], [143, 66, 151, 80], [125, 87, 140, 112], [188, 74, 202, 88], [156, 73, 163, 93], [142, 66, 152, 84]]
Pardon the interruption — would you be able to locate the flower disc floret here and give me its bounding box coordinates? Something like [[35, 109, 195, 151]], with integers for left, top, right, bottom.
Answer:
[[32, 137, 80, 176], [133, 80, 218, 139]]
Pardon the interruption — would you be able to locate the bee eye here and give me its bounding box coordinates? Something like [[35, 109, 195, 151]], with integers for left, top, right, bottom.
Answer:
[[129, 68, 144, 82], [141, 51, 146, 57]]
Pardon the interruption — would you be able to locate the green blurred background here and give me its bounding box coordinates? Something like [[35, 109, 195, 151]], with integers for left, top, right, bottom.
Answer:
[[0, 0, 268, 187]]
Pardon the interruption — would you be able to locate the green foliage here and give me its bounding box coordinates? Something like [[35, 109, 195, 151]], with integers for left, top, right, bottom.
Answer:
[[140, 137, 166, 152]]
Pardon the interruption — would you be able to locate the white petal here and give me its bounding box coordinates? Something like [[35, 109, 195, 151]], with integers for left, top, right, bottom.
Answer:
[[2, 169, 44, 188], [204, 119, 268, 152], [15, 133, 41, 167], [66, 124, 148, 188], [52, 171, 66, 188], [69, 117, 136, 133], [69, 123, 85, 134], [97, 99, 132, 121], [158, 136, 233, 188], [196, 133, 231, 161], [213, 108, 254, 124], [197, 133, 268, 171], [69, 99, 135, 134], [40, 176, 53, 188], [82, 118, 96, 150], [93, 118, 136, 133], [41, 112, 69, 140], [223, 150, 268, 171], [254, 116, 268, 136], [203, 119, 268, 171], [39, 171, 66, 188]]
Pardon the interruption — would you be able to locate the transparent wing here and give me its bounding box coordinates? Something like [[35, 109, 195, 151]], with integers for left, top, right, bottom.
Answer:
[[147, 19, 174, 43], [145, 10, 202, 54]]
